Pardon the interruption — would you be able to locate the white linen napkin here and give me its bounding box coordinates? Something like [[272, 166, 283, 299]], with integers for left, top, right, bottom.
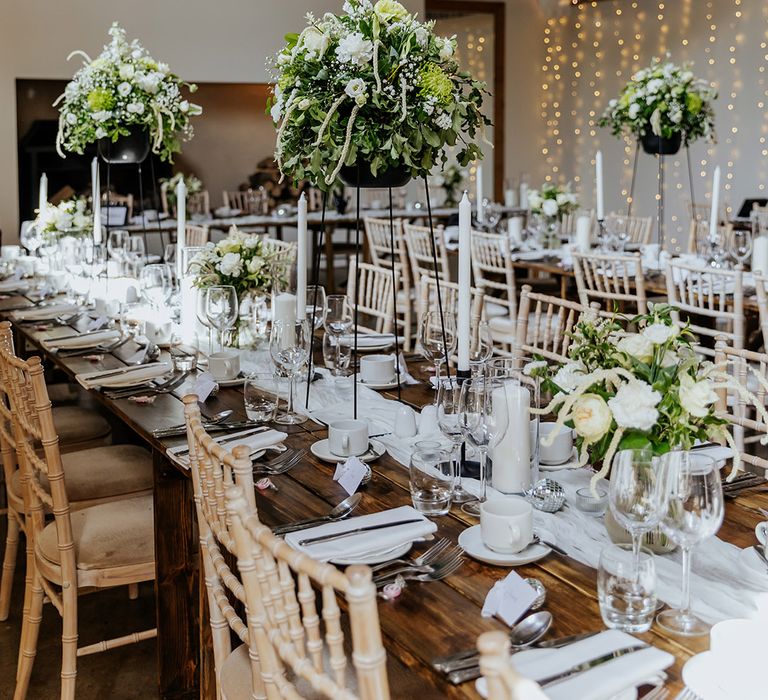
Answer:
[[338, 333, 400, 349], [43, 330, 120, 350], [0, 279, 29, 293], [11, 302, 79, 321], [76, 362, 172, 389], [167, 428, 287, 469], [476, 630, 673, 700], [284, 505, 437, 562], [396, 353, 421, 385]]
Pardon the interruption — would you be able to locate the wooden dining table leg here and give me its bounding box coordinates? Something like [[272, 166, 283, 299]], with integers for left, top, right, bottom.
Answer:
[[152, 450, 201, 699]]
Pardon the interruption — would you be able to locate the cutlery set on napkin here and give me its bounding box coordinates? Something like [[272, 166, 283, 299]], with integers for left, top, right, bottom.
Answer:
[[76, 362, 173, 390], [166, 427, 288, 469], [11, 302, 80, 322], [42, 329, 121, 351]]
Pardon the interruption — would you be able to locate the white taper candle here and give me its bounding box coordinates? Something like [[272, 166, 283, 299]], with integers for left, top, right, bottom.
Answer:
[[91, 158, 102, 244], [176, 178, 187, 278], [297, 192, 308, 318], [458, 191, 472, 372], [475, 165, 484, 223], [595, 150, 604, 221], [709, 165, 721, 240], [38, 173, 48, 214]]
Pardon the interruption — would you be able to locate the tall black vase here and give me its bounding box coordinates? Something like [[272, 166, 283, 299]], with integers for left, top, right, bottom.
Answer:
[[98, 125, 151, 164], [640, 130, 682, 156], [339, 162, 411, 189]]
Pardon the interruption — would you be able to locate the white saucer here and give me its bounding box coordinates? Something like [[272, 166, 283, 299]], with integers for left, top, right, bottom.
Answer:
[[539, 447, 579, 471], [458, 525, 551, 567], [310, 438, 386, 464], [357, 375, 401, 390], [331, 541, 412, 566], [736, 546, 768, 589], [215, 375, 246, 387]]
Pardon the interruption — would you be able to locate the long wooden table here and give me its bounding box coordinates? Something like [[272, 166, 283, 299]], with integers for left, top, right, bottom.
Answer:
[[4, 296, 767, 699]]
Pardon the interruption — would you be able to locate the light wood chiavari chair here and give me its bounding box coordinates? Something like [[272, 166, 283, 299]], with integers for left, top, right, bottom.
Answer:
[[346, 257, 396, 335], [664, 259, 744, 356], [560, 209, 595, 238], [403, 222, 450, 311], [223, 189, 252, 212], [184, 223, 210, 247], [754, 273, 768, 351], [478, 631, 549, 700], [364, 217, 412, 350], [604, 212, 652, 245], [262, 237, 298, 267], [0, 343, 155, 700], [686, 220, 733, 256], [161, 184, 211, 218], [572, 251, 647, 315]]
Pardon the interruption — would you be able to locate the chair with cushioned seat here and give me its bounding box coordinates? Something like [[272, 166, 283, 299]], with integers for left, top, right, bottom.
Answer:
[[2, 349, 155, 700]]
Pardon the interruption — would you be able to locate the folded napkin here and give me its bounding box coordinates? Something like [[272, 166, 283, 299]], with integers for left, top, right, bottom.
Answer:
[[43, 330, 120, 350], [167, 427, 287, 469], [338, 333, 399, 348], [477, 630, 673, 700], [11, 303, 79, 321], [284, 505, 437, 562], [76, 362, 172, 390], [691, 444, 733, 463]]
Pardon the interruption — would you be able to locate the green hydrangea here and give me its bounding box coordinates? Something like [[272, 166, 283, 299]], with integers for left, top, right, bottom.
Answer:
[[87, 88, 115, 111], [418, 64, 453, 105]]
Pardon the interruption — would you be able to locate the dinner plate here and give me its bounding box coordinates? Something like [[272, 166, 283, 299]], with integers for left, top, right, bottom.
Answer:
[[682, 652, 729, 700], [331, 542, 412, 566], [310, 438, 385, 464], [736, 546, 768, 589], [458, 525, 551, 567], [539, 447, 579, 471]]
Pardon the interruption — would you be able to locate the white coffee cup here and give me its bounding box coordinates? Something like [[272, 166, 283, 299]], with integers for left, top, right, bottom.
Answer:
[[539, 422, 574, 465], [480, 497, 533, 554], [360, 354, 396, 384], [208, 350, 240, 381], [328, 419, 369, 457], [1, 245, 20, 260]]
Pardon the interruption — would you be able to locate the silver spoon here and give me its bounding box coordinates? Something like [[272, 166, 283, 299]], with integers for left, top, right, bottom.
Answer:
[[203, 409, 234, 426], [272, 493, 363, 535]]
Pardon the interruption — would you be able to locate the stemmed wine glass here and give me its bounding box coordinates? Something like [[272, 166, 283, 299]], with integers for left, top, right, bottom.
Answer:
[[469, 319, 493, 377], [205, 285, 239, 351], [107, 230, 130, 273], [124, 236, 147, 278], [458, 377, 508, 517], [270, 318, 310, 425], [306, 284, 327, 331], [728, 228, 752, 267], [323, 295, 354, 372], [436, 378, 474, 503], [139, 264, 172, 310], [656, 452, 724, 636], [609, 449, 667, 573], [419, 309, 457, 384]]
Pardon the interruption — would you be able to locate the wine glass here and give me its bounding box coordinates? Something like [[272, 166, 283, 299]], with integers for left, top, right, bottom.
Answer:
[[436, 378, 474, 503], [306, 284, 327, 330], [20, 221, 44, 256], [269, 318, 310, 425], [205, 285, 238, 351], [605, 215, 630, 252], [139, 264, 172, 309], [124, 235, 147, 278], [609, 449, 667, 572], [728, 228, 752, 267], [458, 377, 508, 517], [469, 319, 493, 377], [324, 294, 354, 372], [656, 452, 724, 637], [419, 309, 457, 383], [195, 288, 215, 354], [107, 230, 130, 273]]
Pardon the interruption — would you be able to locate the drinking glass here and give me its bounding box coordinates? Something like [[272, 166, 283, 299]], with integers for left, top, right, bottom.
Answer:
[[205, 285, 239, 351], [139, 264, 172, 309], [20, 222, 44, 255], [469, 319, 493, 377], [323, 294, 354, 372], [323, 332, 352, 376], [269, 318, 310, 425], [657, 452, 724, 636], [306, 284, 327, 330], [124, 235, 147, 278], [409, 445, 453, 515], [107, 230, 129, 272], [605, 215, 630, 252], [196, 288, 215, 354], [419, 309, 457, 383], [243, 373, 279, 422], [436, 378, 473, 503], [598, 544, 657, 633], [728, 228, 752, 266], [458, 377, 508, 517], [120, 302, 148, 340], [169, 333, 199, 372], [609, 448, 667, 572]]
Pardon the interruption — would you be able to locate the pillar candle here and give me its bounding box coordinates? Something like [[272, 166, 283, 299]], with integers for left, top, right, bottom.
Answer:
[[504, 188, 518, 208], [491, 383, 532, 493], [709, 166, 721, 239], [752, 236, 768, 275], [508, 217, 523, 246], [575, 216, 592, 253], [91, 158, 102, 244], [176, 178, 187, 278], [520, 182, 529, 211], [475, 165, 484, 223], [38, 173, 48, 214], [273, 292, 297, 325], [595, 150, 604, 221], [296, 192, 308, 318], [457, 192, 472, 372]]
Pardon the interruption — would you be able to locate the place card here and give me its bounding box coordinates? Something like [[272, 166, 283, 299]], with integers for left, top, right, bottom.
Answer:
[[481, 570, 539, 627], [333, 455, 367, 495], [191, 372, 217, 402]]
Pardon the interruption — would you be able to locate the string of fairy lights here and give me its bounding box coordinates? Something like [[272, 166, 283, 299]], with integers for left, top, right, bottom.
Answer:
[[540, 0, 766, 252]]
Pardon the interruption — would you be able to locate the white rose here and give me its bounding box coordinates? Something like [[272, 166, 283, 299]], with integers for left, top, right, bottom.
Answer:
[[95, 127, 107, 138], [344, 77, 367, 100], [616, 333, 654, 364], [300, 27, 330, 58], [92, 110, 112, 122], [608, 381, 661, 432], [572, 394, 613, 443], [438, 36, 455, 60], [552, 362, 587, 393], [678, 374, 717, 418], [528, 193, 543, 210], [414, 26, 428, 47], [660, 349, 679, 367], [556, 193, 568, 206], [642, 322, 679, 345], [542, 199, 559, 217], [126, 102, 145, 114], [335, 32, 373, 66], [373, 0, 410, 23], [628, 102, 641, 119], [218, 252, 243, 277], [118, 64, 135, 80]]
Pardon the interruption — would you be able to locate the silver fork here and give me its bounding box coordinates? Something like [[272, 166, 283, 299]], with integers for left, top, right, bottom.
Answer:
[[104, 372, 188, 399], [373, 546, 464, 586], [374, 555, 464, 588], [254, 449, 305, 476], [369, 537, 451, 573], [59, 336, 130, 358]]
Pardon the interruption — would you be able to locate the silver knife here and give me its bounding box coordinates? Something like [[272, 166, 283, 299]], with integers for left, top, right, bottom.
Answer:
[[297, 518, 423, 546], [86, 363, 159, 381], [172, 426, 269, 456], [538, 644, 647, 688]]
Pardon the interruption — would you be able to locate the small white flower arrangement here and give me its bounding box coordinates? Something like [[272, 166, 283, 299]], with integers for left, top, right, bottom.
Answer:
[[270, 0, 489, 188], [190, 228, 285, 299], [526, 306, 768, 486], [55, 23, 202, 161], [527, 182, 579, 221], [34, 198, 92, 244], [160, 172, 203, 212], [599, 58, 716, 144]]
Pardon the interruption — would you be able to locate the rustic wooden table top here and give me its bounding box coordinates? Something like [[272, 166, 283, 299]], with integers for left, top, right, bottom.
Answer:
[[4, 293, 767, 699]]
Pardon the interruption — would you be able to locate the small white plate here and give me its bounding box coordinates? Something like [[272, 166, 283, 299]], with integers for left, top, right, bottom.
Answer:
[[458, 525, 550, 567], [310, 438, 386, 464], [736, 546, 768, 589], [539, 447, 579, 471], [331, 542, 412, 566], [357, 375, 401, 390]]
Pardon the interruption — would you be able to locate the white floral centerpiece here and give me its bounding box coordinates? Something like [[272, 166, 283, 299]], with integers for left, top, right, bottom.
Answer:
[[526, 305, 768, 487], [34, 198, 92, 245], [160, 172, 203, 212], [527, 182, 579, 221], [55, 23, 202, 161], [598, 58, 716, 146], [270, 0, 489, 188]]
